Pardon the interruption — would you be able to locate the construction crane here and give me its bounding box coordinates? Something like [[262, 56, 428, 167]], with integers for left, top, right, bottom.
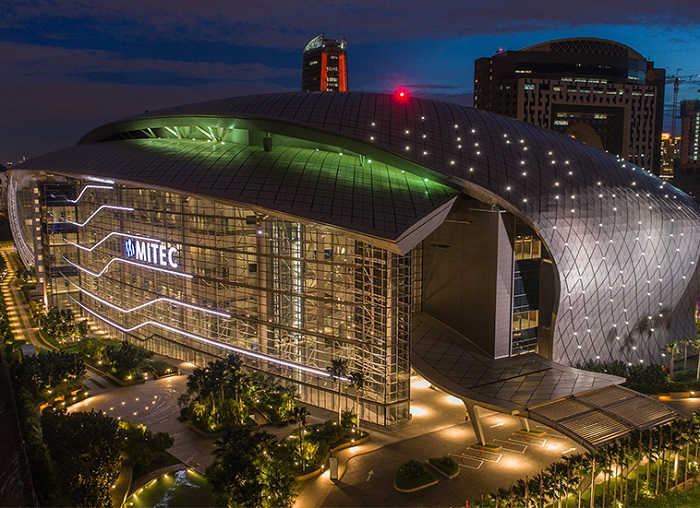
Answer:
[[666, 69, 700, 138]]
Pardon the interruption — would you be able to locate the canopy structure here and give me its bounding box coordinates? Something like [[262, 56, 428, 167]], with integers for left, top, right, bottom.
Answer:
[[412, 313, 680, 450]]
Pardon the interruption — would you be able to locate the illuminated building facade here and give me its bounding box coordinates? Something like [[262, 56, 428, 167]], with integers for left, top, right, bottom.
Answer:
[[301, 34, 348, 92], [672, 101, 700, 202], [660, 133, 680, 179], [474, 38, 666, 174], [680, 101, 700, 172], [8, 92, 700, 431]]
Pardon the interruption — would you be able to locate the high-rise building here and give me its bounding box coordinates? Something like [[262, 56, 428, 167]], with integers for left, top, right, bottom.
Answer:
[[672, 100, 700, 201], [680, 100, 700, 171], [301, 34, 348, 92], [474, 38, 665, 174], [660, 132, 681, 179]]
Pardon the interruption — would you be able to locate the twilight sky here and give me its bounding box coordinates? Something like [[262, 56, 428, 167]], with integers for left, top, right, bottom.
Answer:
[[2, 0, 700, 164]]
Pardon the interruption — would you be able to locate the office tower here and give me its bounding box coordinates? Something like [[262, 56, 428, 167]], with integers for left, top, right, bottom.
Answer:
[[474, 38, 665, 173], [672, 100, 700, 200], [301, 34, 348, 92]]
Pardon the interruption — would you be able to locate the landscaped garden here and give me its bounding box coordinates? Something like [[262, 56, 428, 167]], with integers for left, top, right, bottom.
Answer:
[[471, 413, 700, 507], [2, 316, 175, 506]]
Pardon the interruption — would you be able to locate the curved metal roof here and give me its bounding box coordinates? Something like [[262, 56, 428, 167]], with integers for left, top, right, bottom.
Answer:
[[520, 37, 646, 60], [17, 91, 700, 367]]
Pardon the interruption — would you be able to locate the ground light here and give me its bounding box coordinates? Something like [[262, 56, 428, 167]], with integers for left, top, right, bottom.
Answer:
[[446, 395, 463, 405], [409, 406, 427, 416]]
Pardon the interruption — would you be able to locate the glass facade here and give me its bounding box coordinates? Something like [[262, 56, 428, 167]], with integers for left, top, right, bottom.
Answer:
[[19, 177, 413, 425], [512, 222, 543, 355]]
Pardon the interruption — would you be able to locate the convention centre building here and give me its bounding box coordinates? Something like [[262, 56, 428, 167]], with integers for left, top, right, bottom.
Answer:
[[8, 92, 700, 447]]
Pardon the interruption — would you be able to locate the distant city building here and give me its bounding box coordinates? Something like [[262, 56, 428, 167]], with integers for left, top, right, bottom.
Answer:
[[673, 100, 700, 201], [660, 133, 681, 179], [301, 34, 348, 92], [474, 38, 666, 173], [680, 100, 700, 171]]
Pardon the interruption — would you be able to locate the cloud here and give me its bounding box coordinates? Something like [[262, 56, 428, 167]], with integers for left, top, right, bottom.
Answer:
[[4, 0, 700, 48], [0, 41, 299, 162], [0, 42, 298, 83]]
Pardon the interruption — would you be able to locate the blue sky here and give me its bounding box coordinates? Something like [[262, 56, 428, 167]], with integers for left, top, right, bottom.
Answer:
[[2, 1, 700, 164]]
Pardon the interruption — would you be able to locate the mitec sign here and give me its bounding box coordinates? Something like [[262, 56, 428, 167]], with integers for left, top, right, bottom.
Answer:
[[124, 238, 179, 269]]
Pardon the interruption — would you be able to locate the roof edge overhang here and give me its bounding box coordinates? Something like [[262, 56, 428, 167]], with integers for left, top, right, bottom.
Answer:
[[10, 167, 453, 256]]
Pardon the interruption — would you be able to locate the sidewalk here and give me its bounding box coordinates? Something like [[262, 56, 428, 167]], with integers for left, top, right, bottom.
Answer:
[[0, 248, 114, 392]]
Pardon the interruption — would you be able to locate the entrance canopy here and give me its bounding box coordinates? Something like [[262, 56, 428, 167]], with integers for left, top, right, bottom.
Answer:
[[412, 314, 681, 450]]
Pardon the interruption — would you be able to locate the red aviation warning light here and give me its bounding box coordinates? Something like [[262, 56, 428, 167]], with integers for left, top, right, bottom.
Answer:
[[395, 88, 409, 101]]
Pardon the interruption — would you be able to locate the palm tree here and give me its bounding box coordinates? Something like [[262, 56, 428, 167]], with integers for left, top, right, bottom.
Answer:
[[693, 336, 700, 381], [665, 341, 680, 380], [348, 371, 365, 430], [681, 337, 693, 372], [326, 358, 348, 422], [290, 406, 310, 471]]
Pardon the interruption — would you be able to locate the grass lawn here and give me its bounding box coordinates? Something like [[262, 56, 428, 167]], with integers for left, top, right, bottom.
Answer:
[[630, 484, 700, 507]]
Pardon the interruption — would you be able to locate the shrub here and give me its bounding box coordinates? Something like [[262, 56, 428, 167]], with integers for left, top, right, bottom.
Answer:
[[341, 409, 357, 428], [428, 455, 458, 476], [395, 459, 437, 490]]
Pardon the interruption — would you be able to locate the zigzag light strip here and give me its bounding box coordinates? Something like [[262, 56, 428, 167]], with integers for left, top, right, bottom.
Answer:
[[65, 185, 114, 204], [68, 295, 346, 380], [63, 231, 159, 252], [62, 275, 230, 318], [64, 205, 134, 227], [62, 255, 193, 279]]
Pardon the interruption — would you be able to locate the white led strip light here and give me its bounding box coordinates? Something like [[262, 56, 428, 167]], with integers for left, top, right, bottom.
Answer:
[[65, 185, 114, 204], [62, 275, 230, 318], [68, 295, 345, 380], [63, 255, 193, 279], [63, 231, 159, 253], [64, 205, 134, 227], [86, 177, 115, 184]]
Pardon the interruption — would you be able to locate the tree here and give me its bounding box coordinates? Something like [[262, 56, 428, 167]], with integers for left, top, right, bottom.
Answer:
[[348, 371, 365, 430], [76, 319, 91, 340], [119, 421, 174, 477], [664, 341, 680, 380], [42, 410, 121, 507], [290, 406, 310, 471], [326, 358, 348, 422], [681, 336, 693, 372], [105, 340, 152, 380], [693, 335, 700, 381], [207, 427, 296, 508]]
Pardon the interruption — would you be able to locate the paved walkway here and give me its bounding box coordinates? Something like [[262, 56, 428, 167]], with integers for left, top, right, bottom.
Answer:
[[0, 249, 115, 392], [295, 378, 581, 507]]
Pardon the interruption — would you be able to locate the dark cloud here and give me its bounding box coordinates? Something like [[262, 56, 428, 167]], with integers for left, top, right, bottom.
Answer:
[[4, 0, 700, 48], [2, 1, 699, 163]]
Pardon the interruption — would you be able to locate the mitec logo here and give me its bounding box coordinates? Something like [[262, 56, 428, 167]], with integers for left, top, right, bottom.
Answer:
[[124, 238, 179, 269]]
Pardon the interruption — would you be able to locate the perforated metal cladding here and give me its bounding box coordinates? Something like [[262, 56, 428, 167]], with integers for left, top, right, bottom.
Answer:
[[45, 93, 700, 365]]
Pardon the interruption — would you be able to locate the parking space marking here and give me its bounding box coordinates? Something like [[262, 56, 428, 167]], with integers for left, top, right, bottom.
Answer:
[[462, 449, 502, 463], [510, 434, 546, 447], [449, 453, 484, 469], [493, 438, 527, 454]]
